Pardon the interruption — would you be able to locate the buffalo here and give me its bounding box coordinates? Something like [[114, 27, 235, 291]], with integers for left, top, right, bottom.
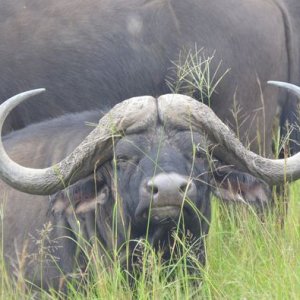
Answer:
[[0, 0, 300, 156], [1, 81, 300, 290], [2, 0, 300, 292]]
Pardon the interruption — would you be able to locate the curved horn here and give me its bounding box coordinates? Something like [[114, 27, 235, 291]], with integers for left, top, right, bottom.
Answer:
[[158, 93, 300, 186], [268, 81, 300, 98], [0, 90, 157, 195]]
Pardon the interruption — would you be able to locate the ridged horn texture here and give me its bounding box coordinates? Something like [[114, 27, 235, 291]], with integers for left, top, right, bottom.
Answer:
[[158, 93, 300, 186], [0, 90, 157, 195]]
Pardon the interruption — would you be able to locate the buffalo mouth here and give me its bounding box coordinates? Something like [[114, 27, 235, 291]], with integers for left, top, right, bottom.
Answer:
[[138, 204, 193, 225], [149, 205, 182, 220], [133, 219, 200, 261], [129, 205, 203, 268], [136, 205, 195, 246]]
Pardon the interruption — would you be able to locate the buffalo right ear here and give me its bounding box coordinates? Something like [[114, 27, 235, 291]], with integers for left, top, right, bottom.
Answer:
[[210, 168, 272, 209], [50, 174, 110, 217]]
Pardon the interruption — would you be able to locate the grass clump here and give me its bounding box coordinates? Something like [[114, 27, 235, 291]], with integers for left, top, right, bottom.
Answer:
[[166, 45, 230, 106]]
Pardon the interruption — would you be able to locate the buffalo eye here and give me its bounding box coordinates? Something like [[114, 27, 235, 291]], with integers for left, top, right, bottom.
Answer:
[[116, 155, 129, 163], [116, 155, 137, 169]]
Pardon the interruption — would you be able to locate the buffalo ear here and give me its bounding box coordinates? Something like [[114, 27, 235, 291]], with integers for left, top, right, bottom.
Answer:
[[74, 184, 110, 214], [210, 168, 272, 208], [50, 175, 110, 217]]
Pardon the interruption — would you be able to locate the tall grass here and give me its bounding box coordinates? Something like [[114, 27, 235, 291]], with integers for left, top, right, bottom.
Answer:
[[166, 45, 230, 107], [1, 182, 300, 299]]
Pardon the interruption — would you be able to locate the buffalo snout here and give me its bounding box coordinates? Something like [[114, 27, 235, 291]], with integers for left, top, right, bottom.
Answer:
[[135, 172, 197, 222]]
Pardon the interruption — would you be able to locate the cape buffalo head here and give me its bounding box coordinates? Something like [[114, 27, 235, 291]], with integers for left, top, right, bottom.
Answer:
[[0, 82, 299, 265]]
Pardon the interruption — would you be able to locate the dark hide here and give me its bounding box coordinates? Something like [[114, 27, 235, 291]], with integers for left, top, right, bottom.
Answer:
[[0, 110, 271, 290], [0, 111, 100, 289], [279, 0, 300, 153], [0, 0, 299, 156]]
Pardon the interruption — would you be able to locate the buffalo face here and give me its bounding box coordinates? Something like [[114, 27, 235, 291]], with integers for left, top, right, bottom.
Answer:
[[51, 128, 212, 263], [50, 126, 271, 266], [114, 130, 211, 253]]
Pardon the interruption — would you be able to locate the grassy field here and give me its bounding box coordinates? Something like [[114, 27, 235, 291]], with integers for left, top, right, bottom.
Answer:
[[1, 181, 300, 300]]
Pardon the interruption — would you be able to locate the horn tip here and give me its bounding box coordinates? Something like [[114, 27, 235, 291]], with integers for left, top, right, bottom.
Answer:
[[24, 88, 46, 98], [33, 88, 46, 94], [267, 80, 285, 87]]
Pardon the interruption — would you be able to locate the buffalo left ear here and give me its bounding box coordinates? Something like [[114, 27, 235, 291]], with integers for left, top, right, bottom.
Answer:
[[50, 174, 110, 217], [210, 168, 272, 208]]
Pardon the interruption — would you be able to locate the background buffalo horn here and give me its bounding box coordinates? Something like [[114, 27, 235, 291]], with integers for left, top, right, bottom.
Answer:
[[158, 92, 300, 186], [268, 81, 300, 98], [0, 90, 157, 195]]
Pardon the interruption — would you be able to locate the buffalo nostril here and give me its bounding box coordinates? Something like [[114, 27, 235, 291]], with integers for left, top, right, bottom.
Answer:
[[180, 181, 197, 200], [146, 182, 159, 196]]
